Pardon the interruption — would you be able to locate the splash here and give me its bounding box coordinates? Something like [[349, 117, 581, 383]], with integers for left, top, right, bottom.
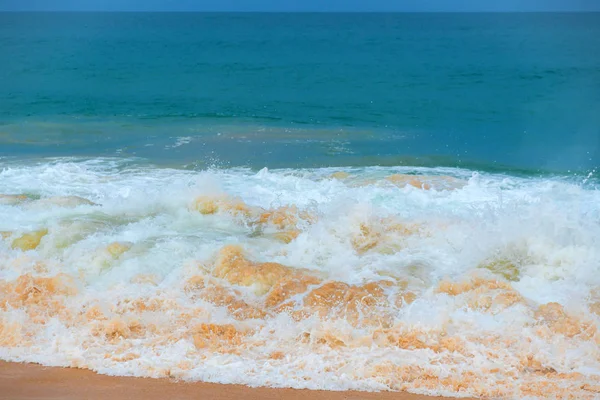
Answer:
[[1, 161, 599, 398]]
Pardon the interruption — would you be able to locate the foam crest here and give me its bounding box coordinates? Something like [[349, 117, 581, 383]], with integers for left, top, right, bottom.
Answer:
[[1, 159, 600, 398]]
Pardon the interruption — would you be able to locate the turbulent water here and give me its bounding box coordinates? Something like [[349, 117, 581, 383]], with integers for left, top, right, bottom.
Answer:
[[1, 160, 599, 398], [1, 12, 600, 400]]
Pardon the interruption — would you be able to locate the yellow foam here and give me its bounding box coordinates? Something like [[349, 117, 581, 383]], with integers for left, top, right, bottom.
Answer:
[[11, 229, 49, 251]]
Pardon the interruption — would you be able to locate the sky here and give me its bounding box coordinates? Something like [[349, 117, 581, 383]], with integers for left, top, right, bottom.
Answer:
[[1, 0, 599, 12]]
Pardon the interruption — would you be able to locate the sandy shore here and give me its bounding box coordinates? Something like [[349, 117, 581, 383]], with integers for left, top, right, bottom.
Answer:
[[0, 361, 473, 400]]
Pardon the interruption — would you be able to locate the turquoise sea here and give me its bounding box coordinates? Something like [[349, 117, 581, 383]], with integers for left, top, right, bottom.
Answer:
[[1, 13, 600, 399], [1, 12, 599, 173]]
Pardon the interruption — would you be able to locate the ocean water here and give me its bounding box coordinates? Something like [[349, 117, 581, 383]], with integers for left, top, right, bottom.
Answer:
[[1, 12, 600, 399]]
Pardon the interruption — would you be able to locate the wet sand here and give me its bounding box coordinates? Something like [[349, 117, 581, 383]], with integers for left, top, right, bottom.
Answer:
[[0, 361, 472, 400]]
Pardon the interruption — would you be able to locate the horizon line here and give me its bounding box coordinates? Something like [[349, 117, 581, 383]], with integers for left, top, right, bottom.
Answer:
[[2, 10, 600, 13]]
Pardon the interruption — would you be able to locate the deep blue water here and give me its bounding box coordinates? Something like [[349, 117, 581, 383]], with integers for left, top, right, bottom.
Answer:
[[1, 12, 599, 173]]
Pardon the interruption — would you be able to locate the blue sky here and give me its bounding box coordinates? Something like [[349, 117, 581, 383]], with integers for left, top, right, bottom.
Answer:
[[1, 0, 599, 12]]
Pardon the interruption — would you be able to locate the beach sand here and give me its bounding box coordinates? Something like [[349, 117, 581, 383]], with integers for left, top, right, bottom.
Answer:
[[0, 361, 473, 400]]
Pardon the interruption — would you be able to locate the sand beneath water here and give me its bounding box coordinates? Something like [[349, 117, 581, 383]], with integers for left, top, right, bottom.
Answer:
[[0, 361, 473, 400]]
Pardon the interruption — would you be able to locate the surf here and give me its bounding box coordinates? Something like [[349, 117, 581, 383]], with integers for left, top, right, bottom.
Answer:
[[0, 159, 599, 398]]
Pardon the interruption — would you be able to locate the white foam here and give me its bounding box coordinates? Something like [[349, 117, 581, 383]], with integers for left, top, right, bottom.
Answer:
[[1, 159, 599, 398]]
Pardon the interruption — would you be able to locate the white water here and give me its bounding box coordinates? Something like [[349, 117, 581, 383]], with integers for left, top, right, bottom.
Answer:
[[1, 158, 599, 398]]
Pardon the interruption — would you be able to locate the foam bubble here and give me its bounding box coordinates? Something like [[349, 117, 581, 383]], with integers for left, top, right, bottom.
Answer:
[[1, 159, 600, 398]]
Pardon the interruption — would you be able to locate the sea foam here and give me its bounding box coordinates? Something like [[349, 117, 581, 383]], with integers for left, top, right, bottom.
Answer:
[[1, 159, 599, 398]]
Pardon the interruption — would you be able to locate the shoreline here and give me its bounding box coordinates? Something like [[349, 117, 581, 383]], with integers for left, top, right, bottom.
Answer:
[[0, 361, 473, 400]]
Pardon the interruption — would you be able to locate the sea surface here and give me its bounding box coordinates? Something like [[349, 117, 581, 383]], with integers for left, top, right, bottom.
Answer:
[[1, 12, 600, 399]]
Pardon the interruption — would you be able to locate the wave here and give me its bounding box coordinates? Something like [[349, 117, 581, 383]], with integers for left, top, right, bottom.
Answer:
[[1, 160, 600, 398], [2, 118, 598, 175]]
